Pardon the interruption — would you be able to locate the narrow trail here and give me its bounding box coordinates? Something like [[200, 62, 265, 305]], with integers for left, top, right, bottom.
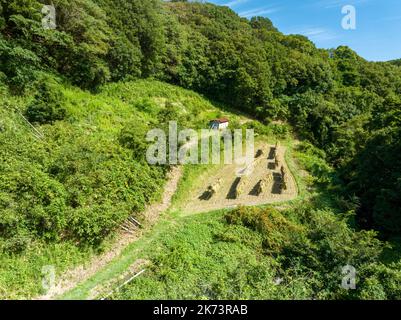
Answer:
[[38, 140, 300, 300], [36, 166, 183, 300]]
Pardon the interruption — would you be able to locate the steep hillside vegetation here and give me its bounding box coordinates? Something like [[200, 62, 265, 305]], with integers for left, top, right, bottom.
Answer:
[[0, 79, 244, 298], [1, 0, 400, 236], [112, 206, 401, 300], [1, 0, 401, 299], [61, 139, 401, 300]]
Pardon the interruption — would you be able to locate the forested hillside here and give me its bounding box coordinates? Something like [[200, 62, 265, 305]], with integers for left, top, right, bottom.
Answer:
[[2, 0, 400, 236], [1, 0, 401, 299]]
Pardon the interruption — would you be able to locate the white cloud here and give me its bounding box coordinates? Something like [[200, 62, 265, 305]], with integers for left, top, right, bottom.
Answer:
[[316, 0, 371, 9], [222, 0, 249, 8], [239, 6, 280, 18], [290, 27, 339, 42]]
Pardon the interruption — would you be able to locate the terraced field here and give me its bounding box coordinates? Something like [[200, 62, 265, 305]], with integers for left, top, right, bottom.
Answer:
[[180, 143, 298, 214]]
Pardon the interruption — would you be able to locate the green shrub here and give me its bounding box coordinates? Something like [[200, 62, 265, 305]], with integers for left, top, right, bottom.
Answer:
[[225, 206, 305, 254], [118, 120, 150, 159], [0, 40, 40, 93], [295, 142, 333, 184], [224, 205, 393, 299], [25, 82, 66, 124]]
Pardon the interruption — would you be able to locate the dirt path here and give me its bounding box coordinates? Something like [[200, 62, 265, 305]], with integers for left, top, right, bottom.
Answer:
[[36, 142, 299, 299], [36, 166, 183, 300]]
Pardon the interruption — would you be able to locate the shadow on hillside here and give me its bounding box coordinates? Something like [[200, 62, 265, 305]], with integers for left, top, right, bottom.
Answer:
[[268, 147, 276, 160], [271, 172, 282, 195], [268, 162, 276, 170], [249, 181, 261, 196], [199, 190, 212, 201], [226, 177, 241, 199]]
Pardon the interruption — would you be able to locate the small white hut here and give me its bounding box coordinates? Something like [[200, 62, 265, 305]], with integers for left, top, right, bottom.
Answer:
[[209, 118, 229, 130]]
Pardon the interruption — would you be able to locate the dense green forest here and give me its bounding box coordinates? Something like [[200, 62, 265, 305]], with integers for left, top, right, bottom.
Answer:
[[111, 205, 401, 300], [1, 0, 401, 299]]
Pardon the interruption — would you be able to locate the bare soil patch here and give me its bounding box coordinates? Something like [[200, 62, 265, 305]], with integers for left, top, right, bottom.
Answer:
[[180, 143, 298, 214]]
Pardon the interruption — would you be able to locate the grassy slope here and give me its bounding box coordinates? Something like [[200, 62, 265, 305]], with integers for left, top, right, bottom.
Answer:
[[61, 145, 310, 300], [108, 210, 315, 300], [0, 92, 96, 299], [65, 122, 391, 300], [61, 130, 307, 300], [105, 140, 399, 300], [4, 79, 376, 300], [0, 79, 256, 299]]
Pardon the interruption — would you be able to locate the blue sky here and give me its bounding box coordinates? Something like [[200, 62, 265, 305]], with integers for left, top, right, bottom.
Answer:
[[208, 0, 401, 61]]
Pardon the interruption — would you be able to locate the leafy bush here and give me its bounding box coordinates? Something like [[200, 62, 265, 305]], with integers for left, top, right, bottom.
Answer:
[[225, 206, 304, 253], [25, 81, 66, 124], [224, 205, 397, 299], [295, 142, 333, 184], [118, 120, 150, 160], [0, 39, 40, 93]]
